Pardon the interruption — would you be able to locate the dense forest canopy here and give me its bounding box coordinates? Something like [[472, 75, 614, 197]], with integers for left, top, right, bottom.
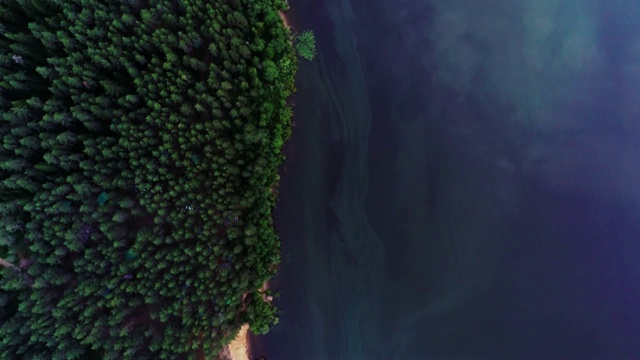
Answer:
[[0, 0, 296, 358]]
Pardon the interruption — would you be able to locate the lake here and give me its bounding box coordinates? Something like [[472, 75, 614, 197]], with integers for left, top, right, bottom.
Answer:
[[254, 0, 640, 358]]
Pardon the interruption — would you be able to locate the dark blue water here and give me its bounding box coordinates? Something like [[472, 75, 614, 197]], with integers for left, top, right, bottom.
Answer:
[[255, 0, 640, 358]]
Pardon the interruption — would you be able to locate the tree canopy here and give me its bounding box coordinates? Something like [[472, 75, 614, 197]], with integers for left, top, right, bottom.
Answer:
[[294, 30, 317, 61], [0, 0, 296, 358]]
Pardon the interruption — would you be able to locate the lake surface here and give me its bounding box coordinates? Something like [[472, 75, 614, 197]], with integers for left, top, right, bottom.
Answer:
[[255, 0, 640, 358]]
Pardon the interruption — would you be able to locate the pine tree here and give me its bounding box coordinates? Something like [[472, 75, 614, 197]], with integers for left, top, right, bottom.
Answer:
[[1, 0, 295, 357]]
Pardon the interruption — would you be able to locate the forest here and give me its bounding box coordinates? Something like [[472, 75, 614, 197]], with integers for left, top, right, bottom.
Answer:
[[0, 0, 296, 358]]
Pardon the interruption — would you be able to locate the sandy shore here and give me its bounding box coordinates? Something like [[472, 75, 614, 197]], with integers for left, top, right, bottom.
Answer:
[[223, 324, 250, 360], [222, 280, 272, 360], [279, 11, 291, 29]]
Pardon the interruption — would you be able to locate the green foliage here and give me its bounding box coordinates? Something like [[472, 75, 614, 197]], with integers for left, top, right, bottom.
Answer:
[[244, 291, 279, 335], [0, 0, 296, 358], [294, 30, 317, 61]]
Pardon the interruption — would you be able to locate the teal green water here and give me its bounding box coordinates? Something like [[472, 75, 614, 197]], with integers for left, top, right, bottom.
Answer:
[[258, 0, 640, 358]]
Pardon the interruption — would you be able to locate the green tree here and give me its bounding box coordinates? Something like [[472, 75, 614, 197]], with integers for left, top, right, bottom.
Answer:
[[294, 30, 317, 61], [244, 291, 279, 335], [1, 0, 296, 357]]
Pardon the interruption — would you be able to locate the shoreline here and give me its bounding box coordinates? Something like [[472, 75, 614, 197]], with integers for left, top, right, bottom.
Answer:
[[221, 282, 271, 360], [279, 10, 291, 29], [223, 9, 291, 360], [224, 324, 251, 360]]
